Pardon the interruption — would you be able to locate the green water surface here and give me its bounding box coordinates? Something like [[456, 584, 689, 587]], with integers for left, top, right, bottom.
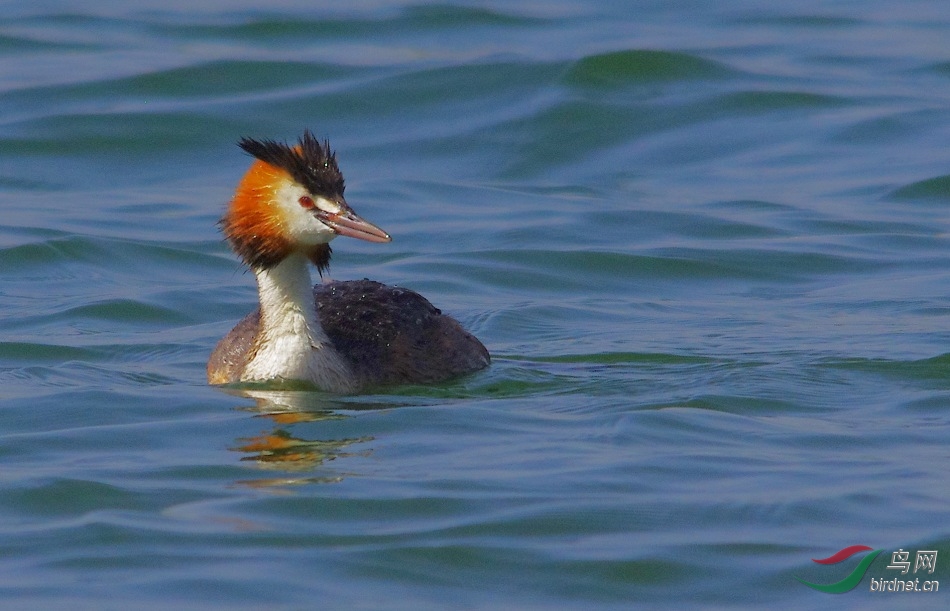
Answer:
[[2, 2, 950, 609]]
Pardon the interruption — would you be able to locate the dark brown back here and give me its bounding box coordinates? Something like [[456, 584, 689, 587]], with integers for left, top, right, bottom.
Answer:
[[314, 279, 490, 387], [207, 279, 490, 389]]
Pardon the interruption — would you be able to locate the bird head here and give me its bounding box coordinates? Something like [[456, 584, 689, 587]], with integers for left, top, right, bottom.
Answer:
[[220, 130, 391, 275]]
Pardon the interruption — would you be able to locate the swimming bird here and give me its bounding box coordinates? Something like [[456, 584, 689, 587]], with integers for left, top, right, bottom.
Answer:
[[207, 131, 490, 392]]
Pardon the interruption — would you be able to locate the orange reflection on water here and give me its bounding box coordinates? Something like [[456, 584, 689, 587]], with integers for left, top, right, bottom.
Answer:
[[223, 388, 375, 488]]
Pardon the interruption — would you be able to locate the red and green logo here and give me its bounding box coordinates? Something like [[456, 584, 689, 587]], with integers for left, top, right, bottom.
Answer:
[[797, 545, 882, 593]]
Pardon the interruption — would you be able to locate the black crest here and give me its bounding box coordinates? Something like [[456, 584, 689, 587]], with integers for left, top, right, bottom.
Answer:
[[238, 130, 345, 198]]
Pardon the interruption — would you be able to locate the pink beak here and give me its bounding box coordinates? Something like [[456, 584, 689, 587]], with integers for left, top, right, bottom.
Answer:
[[318, 208, 391, 243]]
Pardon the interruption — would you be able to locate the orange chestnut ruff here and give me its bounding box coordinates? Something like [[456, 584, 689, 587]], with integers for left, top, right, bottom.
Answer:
[[220, 157, 333, 274]]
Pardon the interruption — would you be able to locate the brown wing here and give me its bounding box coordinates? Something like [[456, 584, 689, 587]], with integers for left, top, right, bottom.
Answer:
[[207, 309, 260, 384], [314, 279, 490, 387]]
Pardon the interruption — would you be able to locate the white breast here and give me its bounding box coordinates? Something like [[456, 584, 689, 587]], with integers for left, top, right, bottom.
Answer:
[[239, 252, 357, 393]]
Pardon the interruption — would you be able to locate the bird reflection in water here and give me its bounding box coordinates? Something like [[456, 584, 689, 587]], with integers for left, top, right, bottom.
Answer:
[[227, 388, 375, 489]]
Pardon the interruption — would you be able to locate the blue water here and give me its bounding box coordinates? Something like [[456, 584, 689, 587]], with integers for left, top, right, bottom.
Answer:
[[2, 1, 950, 608]]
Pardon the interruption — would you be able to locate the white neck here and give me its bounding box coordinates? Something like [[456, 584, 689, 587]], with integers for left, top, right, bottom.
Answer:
[[240, 252, 356, 392]]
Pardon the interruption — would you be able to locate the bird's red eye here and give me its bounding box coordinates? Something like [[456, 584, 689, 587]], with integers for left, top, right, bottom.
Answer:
[[298, 196, 315, 209]]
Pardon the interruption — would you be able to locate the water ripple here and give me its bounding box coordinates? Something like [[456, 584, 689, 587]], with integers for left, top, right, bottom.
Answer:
[[3, 2, 950, 609]]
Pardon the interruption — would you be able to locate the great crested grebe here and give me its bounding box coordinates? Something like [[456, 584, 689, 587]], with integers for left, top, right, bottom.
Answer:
[[207, 130, 489, 392]]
